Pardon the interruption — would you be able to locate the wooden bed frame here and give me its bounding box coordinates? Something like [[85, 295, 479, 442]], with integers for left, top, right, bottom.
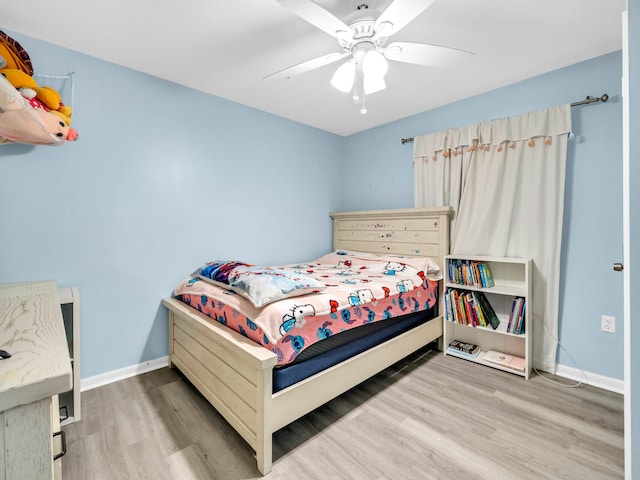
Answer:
[[162, 207, 451, 475]]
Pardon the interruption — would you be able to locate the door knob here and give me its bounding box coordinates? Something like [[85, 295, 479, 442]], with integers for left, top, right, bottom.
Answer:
[[613, 263, 624, 272]]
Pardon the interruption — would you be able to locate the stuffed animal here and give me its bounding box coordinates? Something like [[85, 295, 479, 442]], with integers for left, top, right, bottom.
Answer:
[[1, 69, 73, 126], [0, 31, 78, 146], [2, 68, 38, 96], [0, 64, 78, 145], [0, 31, 33, 75]]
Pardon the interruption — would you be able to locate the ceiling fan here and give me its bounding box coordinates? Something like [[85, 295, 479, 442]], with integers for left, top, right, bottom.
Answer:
[[267, 0, 474, 113]]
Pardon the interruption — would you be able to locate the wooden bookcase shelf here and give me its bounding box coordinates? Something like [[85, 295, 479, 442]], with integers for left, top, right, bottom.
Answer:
[[443, 255, 533, 379]]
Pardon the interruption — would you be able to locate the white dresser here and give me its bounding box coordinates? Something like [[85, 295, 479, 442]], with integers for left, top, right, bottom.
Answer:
[[0, 281, 72, 480]]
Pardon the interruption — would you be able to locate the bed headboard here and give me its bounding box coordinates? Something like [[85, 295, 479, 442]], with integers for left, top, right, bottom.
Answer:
[[330, 207, 452, 270]]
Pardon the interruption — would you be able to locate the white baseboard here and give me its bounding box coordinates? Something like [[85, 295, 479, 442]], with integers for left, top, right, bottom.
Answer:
[[554, 363, 624, 394], [80, 356, 170, 392], [79, 356, 624, 396]]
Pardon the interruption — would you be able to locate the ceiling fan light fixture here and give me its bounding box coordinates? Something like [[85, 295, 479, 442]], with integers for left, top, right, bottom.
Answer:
[[362, 50, 388, 78], [363, 73, 386, 95], [271, 0, 473, 115], [330, 61, 356, 93]]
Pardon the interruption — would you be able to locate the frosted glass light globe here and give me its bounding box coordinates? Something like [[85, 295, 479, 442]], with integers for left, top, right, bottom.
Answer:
[[362, 50, 388, 78], [330, 61, 355, 93]]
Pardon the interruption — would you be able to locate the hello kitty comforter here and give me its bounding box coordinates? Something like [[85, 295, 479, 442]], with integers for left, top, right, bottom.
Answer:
[[173, 250, 442, 366]]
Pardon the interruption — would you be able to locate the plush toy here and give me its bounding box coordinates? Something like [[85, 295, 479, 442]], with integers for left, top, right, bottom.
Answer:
[[2, 68, 38, 96], [0, 31, 78, 146], [1, 69, 73, 126], [0, 31, 33, 75], [0, 64, 78, 145]]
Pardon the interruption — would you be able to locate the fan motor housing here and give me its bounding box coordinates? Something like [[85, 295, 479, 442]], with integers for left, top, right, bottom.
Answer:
[[339, 19, 387, 52]]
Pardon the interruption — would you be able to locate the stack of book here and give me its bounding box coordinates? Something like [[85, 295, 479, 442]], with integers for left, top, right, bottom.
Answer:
[[447, 340, 480, 359], [447, 259, 495, 288], [483, 350, 526, 372], [444, 288, 500, 330], [507, 297, 526, 334]]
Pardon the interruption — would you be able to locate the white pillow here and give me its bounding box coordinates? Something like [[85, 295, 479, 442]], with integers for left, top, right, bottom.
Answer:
[[195, 261, 326, 308]]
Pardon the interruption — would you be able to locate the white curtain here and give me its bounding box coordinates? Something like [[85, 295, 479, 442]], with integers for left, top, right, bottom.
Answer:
[[414, 105, 572, 372]]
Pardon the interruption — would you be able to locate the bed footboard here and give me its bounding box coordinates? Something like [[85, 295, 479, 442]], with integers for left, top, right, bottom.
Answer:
[[164, 297, 442, 475], [271, 315, 442, 431], [162, 298, 277, 474]]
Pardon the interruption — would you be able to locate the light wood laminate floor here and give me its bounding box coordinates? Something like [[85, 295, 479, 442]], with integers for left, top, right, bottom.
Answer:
[[62, 348, 624, 479]]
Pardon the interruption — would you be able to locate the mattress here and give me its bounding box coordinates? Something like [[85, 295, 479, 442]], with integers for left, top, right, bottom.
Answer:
[[174, 250, 442, 366], [272, 305, 437, 392]]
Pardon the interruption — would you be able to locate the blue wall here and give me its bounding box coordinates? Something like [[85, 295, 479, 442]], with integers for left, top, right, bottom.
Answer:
[[0, 33, 626, 385], [0, 34, 343, 378], [343, 52, 625, 380]]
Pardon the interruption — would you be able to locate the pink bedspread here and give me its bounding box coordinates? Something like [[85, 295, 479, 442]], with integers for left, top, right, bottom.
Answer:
[[173, 251, 442, 366]]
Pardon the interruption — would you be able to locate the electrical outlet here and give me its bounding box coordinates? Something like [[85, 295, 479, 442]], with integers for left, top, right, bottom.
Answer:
[[601, 315, 616, 333]]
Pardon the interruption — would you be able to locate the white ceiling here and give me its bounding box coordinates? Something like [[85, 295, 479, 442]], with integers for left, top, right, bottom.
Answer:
[[0, 0, 626, 136]]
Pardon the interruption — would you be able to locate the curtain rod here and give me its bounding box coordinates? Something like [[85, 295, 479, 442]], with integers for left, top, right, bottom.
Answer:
[[400, 93, 609, 144]]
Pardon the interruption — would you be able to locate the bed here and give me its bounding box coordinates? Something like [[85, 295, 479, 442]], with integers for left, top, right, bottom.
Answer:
[[162, 207, 451, 474]]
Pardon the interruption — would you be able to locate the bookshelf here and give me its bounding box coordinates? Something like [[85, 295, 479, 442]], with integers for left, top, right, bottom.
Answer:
[[443, 255, 533, 379]]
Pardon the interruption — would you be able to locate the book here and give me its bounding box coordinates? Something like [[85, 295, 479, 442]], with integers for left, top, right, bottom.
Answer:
[[449, 259, 462, 284], [478, 263, 488, 287], [507, 355, 526, 372], [507, 297, 517, 333], [448, 340, 479, 355], [447, 346, 480, 359], [463, 292, 476, 326], [446, 287, 499, 330], [481, 263, 495, 287], [483, 350, 526, 372], [471, 292, 487, 327], [456, 292, 467, 325], [508, 297, 526, 334], [448, 259, 485, 287], [471, 262, 482, 287], [516, 298, 526, 334], [475, 291, 500, 330], [453, 289, 464, 324], [450, 289, 460, 323], [448, 260, 495, 288], [444, 290, 451, 322]]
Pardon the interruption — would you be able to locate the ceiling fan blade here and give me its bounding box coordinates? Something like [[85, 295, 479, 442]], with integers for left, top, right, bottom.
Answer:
[[382, 42, 474, 67], [375, 0, 438, 37], [264, 52, 350, 80], [276, 0, 352, 39]]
